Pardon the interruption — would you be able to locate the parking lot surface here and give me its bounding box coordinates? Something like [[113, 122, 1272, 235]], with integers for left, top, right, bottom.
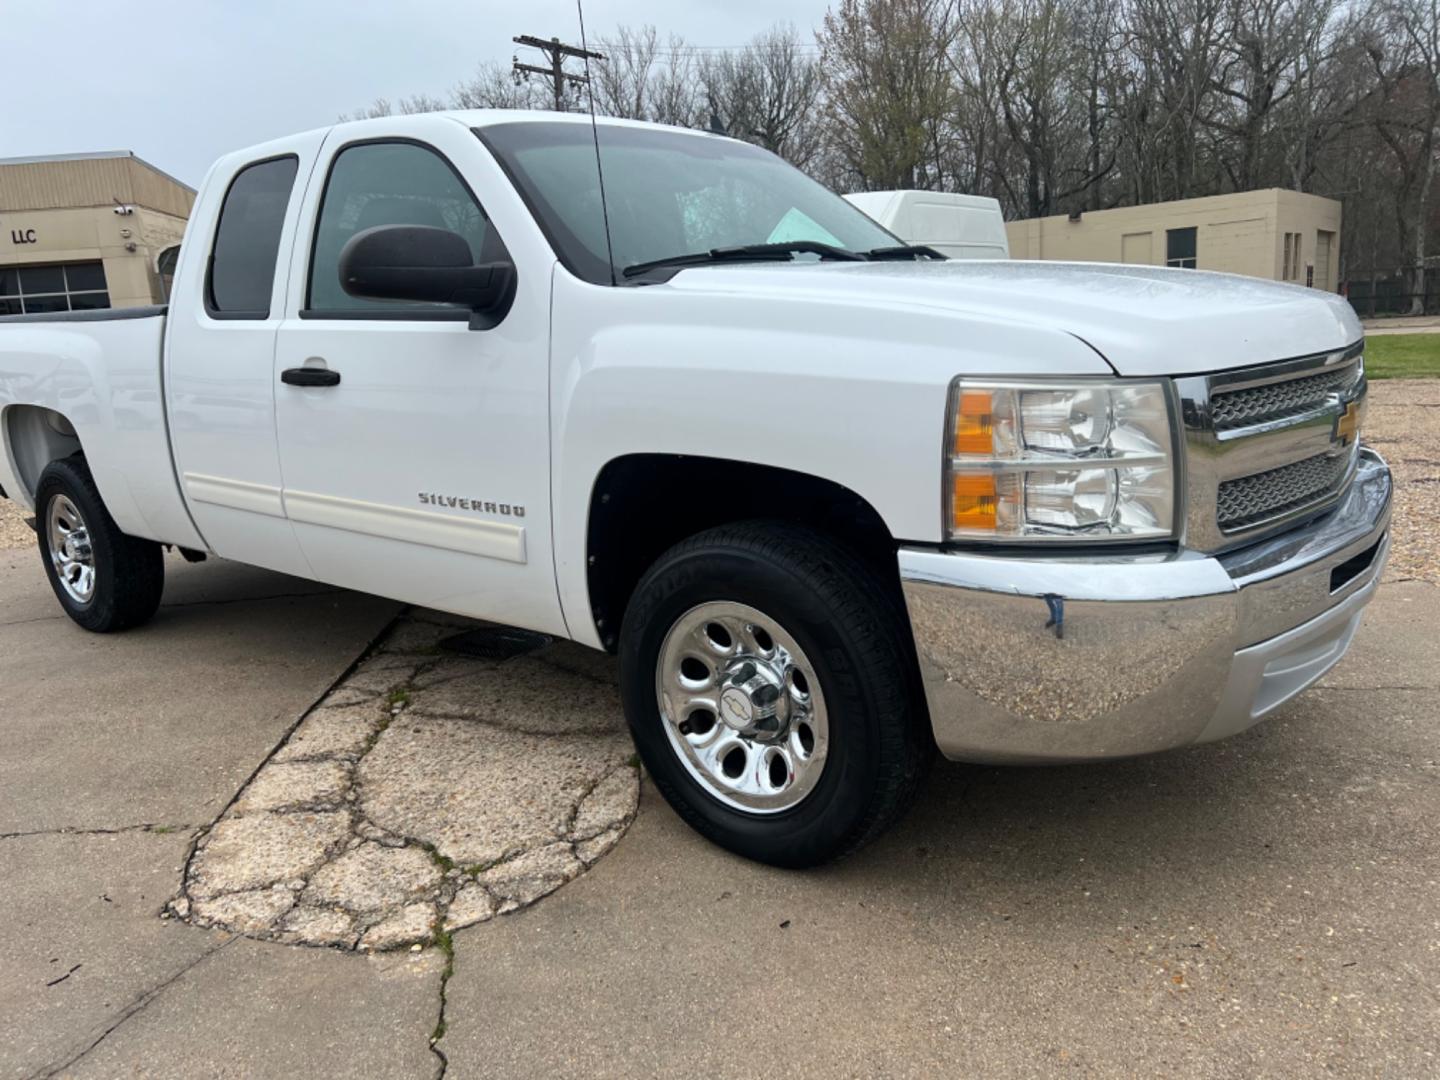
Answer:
[[1, 382, 1437, 1078]]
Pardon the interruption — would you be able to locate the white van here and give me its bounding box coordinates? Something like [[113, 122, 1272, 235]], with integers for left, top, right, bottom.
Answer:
[[843, 190, 1009, 260]]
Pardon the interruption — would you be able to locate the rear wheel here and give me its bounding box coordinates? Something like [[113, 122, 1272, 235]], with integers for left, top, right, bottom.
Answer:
[[619, 522, 931, 867], [35, 457, 164, 632]]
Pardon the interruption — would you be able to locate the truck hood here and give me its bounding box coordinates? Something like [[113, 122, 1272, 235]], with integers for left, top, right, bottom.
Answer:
[[666, 260, 1363, 377]]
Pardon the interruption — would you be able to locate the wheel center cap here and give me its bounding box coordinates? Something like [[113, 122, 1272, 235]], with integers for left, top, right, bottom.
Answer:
[[719, 659, 788, 742], [719, 686, 754, 730]]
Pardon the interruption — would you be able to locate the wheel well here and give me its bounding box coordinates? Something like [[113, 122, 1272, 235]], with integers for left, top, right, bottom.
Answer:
[[585, 455, 899, 651], [3, 405, 82, 503]]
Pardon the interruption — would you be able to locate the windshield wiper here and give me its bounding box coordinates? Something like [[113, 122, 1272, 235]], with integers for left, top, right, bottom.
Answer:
[[861, 244, 947, 261], [622, 241, 866, 279]]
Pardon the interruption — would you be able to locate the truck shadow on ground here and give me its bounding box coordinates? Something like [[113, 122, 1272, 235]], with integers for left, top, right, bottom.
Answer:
[[815, 688, 1428, 930]]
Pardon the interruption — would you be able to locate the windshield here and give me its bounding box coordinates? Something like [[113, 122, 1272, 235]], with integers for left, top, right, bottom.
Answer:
[[477, 121, 897, 284]]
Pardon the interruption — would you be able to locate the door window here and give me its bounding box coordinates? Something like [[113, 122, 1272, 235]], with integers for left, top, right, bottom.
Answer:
[[306, 141, 494, 315], [207, 156, 299, 318]]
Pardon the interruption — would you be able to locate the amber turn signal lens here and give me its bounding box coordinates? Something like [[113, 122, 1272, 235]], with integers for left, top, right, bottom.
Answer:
[[951, 473, 997, 531], [953, 390, 995, 455]]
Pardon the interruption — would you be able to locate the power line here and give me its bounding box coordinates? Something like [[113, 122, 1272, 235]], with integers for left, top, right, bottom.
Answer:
[[512, 34, 605, 112], [649, 43, 822, 52]]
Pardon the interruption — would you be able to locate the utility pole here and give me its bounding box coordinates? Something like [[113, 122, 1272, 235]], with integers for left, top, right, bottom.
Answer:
[[512, 35, 605, 112]]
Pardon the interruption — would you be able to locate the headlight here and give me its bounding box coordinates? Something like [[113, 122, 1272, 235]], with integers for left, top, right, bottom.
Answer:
[[945, 378, 1177, 542]]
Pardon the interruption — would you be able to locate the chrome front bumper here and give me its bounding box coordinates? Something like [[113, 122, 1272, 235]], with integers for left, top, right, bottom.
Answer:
[[899, 448, 1392, 764]]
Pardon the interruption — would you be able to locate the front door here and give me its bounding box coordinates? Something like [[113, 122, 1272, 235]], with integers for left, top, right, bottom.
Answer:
[[272, 120, 563, 634]]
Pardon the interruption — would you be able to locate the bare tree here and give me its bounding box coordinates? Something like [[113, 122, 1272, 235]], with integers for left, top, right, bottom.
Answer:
[[700, 25, 827, 168], [337, 93, 449, 122], [1362, 0, 1439, 311], [819, 0, 959, 190], [452, 61, 550, 110], [592, 25, 700, 126]]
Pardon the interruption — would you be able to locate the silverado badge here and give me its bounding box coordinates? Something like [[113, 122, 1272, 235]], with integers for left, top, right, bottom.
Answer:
[[418, 492, 525, 518]]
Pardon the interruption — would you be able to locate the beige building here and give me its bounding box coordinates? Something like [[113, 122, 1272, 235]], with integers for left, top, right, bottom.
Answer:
[[1006, 189, 1341, 291], [1, 151, 194, 314]]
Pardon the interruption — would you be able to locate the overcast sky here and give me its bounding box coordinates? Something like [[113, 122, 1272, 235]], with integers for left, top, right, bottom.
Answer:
[[7, 0, 831, 187]]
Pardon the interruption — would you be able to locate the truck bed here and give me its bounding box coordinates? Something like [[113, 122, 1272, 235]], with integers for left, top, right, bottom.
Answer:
[[0, 303, 201, 550]]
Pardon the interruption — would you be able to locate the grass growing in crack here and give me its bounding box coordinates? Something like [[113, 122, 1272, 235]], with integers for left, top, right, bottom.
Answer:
[[430, 927, 456, 1044], [359, 714, 393, 756], [385, 687, 412, 709], [150, 825, 177, 834], [626, 752, 641, 769], [423, 843, 456, 874]]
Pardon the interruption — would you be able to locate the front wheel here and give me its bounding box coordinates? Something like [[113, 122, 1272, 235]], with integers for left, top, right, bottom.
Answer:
[[619, 522, 931, 867], [35, 456, 164, 632]]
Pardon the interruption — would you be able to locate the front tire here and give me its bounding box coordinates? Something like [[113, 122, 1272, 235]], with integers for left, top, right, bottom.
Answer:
[[35, 457, 164, 632], [619, 522, 931, 867]]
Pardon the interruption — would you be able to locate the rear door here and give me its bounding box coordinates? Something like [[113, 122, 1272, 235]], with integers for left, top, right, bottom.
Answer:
[[166, 134, 324, 575], [270, 116, 563, 633]]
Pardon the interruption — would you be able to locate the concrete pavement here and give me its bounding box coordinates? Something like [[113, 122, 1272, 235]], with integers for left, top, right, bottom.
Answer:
[[1362, 315, 1440, 336], [2, 546, 1439, 1077], [437, 581, 1440, 1078], [0, 550, 417, 1079]]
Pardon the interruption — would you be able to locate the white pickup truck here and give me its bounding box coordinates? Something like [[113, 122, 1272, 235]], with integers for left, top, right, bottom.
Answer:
[[0, 112, 1391, 866]]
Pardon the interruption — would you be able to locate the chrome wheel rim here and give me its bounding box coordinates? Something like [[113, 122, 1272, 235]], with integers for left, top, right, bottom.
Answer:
[[655, 601, 829, 814], [47, 494, 96, 604]]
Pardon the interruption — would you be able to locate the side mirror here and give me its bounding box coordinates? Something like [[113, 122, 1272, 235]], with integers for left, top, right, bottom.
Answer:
[[337, 224, 515, 329]]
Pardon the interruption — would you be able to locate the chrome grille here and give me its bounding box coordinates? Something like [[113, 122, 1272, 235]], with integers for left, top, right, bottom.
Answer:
[[1210, 361, 1360, 432], [1216, 450, 1353, 532], [1176, 342, 1366, 552]]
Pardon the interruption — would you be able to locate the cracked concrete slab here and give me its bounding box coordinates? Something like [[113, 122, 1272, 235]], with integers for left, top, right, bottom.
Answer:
[[62, 937, 445, 1080], [172, 614, 640, 948]]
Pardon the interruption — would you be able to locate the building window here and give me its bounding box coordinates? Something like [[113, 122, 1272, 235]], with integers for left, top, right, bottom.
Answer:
[[1165, 227, 1197, 269], [0, 262, 110, 315]]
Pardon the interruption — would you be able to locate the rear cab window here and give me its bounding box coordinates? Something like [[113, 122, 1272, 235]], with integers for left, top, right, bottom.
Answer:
[[206, 156, 300, 319]]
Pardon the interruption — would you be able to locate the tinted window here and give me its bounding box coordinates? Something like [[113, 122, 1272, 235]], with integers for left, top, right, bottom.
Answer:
[[209, 156, 299, 316], [22, 295, 68, 314], [0, 261, 108, 313], [308, 141, 492, 314], [20, 266, 65, 294], [1166, 227, 1197, 269], [64, 262, 107, 292]]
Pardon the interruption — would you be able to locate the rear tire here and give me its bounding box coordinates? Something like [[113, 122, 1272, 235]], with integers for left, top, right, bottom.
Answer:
[[619, 521, 931, 867], [35, 457, 164, 632]]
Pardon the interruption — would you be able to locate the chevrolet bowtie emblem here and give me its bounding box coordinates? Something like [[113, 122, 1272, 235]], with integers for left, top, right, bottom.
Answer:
[[1333, 400, 1360, 447]]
